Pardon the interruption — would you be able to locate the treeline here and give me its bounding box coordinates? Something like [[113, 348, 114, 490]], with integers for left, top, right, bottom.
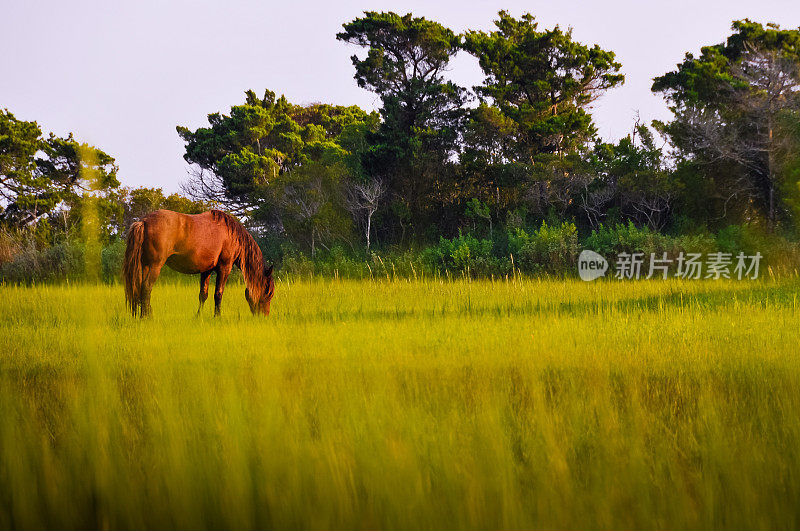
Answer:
[[3, 12, 800, 281], [0, 110, 208, 281], [0, 184, 209, 283], [176, 14, 800, 264]]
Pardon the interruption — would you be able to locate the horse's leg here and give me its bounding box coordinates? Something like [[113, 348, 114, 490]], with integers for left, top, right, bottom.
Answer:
[[140, 263, 163, 318], [138, 265, 150, 317], [197, 271, 212, 316], [214, 265, 232, 317]]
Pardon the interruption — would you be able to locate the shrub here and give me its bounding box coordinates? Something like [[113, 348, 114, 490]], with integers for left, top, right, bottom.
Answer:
[[717, 224, 800, 274], [44, 242, 85, 280], [671, 233, 717, 256], [102, 240, 126, 283], [313, 245, 370, 279], [281, 247, 317, 278], [421, 233, 502, 276], [507, 221, 579, 274], [278, 244, 431, 280], [0, 240, 85, 283], [0, 229, 21, 266], [583, 221, 671, 257]]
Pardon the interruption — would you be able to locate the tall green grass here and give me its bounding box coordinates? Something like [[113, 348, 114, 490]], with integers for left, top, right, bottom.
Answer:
[[1, 278, 799, 529]]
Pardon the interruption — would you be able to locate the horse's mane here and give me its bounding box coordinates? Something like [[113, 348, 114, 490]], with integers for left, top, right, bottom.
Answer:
[[209, 210, 272, 300]]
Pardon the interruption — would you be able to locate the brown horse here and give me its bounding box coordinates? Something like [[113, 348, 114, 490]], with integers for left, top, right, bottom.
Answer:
[[122, 209, 274, 317]]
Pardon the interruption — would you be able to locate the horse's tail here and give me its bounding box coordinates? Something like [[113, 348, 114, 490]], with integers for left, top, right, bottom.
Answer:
[[123, 221, 145, 316]]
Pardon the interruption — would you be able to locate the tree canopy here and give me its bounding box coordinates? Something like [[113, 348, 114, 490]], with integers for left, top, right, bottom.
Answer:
[[177, 90, 380, 252], [652, 20, 800, 229], [8, 12, 800, 278], [463, 11, 624, 161], [0, 109, 118, 229], [337, 12, 467, 236]]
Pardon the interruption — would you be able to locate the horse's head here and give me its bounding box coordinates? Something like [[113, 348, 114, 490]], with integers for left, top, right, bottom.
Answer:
[[246, 264, 275, 316]]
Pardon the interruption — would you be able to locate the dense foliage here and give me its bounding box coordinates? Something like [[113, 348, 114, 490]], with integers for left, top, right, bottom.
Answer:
[[176, 15, 800, 271], [652, 20, 800, 230], [0, 109, 118, 230], [3, 14, 800, 281]]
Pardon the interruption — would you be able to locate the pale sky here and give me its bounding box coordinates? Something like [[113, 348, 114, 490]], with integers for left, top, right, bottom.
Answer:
[[2, 0, 799, 192]]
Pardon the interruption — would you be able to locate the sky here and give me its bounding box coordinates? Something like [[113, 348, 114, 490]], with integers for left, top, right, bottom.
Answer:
[[2, 0, 799, 193]]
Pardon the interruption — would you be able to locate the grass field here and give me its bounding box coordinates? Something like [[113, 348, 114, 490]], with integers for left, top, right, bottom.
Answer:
[[1, 277, 799, 529]]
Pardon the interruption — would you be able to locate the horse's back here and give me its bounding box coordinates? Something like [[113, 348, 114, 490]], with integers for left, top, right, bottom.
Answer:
[[142, 210, 225, 237], [139, 210, 231, 273], [141, 209, 199, 226]]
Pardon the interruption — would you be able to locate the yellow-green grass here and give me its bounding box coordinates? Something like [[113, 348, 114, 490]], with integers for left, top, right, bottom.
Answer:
[[1, 278, 799, 529]]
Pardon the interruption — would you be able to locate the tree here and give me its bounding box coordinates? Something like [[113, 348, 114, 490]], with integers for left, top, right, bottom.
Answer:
[[464, 197, 492, 237], [56, 187, 210, 244], [458, 104, 528, 222], [652, 20, 800, 229], [178, 90, 378, 247], [178, 90, 378, 215], [279, 163, 352, 256], [345, 177, 385, 251], [118, 187, 209, 231], [591, 124, 677, 231], [461, 11, 624, 228], [0, 109, 118, 229], [463, 11, 624, 162], [337, 12, 467, 233]]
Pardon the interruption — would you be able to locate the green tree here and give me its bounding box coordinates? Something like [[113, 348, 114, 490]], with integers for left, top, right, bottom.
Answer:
[[0, 109, 118, 229], [461, 12, 623, 228], [178, 90, 377, 216], [278, 162, 352, 256], [464, 197, 492, 237], [652, 20, 800, 229], [119, 187, 209, 231], [178, 90, 376, 252], [463, 11, 624, 162], [591, 125, 677, 230], [337, 12, 467, 234], [58, 187, 210, 245], [458, 103, 528, 220]]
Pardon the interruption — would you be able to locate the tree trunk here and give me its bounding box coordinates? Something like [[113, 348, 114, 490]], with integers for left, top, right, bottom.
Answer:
[[768, 181, 775, 229], [767, 124, 775, 230], [366, 211, 372, 252]]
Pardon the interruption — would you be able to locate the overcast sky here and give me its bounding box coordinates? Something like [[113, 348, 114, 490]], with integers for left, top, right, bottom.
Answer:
[[2, 0, 799, 192]]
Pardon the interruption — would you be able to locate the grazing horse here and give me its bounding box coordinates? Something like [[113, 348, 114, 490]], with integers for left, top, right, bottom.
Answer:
[[123, 209, 274, 318]]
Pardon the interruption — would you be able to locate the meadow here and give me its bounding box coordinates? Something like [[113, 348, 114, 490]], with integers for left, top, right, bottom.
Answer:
[[1, 276, 799, 530]]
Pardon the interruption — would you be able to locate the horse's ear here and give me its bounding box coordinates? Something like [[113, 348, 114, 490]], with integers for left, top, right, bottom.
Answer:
[[265, 264, 274, 277]]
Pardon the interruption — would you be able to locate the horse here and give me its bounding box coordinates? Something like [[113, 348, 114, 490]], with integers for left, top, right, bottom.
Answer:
[[122, 209, 274, 318]]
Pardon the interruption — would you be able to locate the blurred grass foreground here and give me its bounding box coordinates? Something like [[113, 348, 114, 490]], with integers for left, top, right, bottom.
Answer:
[[1, 278, 799, 529]]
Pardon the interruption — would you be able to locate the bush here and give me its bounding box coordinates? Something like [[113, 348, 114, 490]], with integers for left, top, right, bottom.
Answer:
[[102, 240, 126, 283], [716, 224, 766, 255], [0, 229, 21, 266], [280, 247, 317, 278], [278, 244, 431, 280], [0, 240, 85, 283], [45, 242, 85, 280], [256, 232, 290, 269], [583, 221, 671, 257], [421, 233, 507, 276], [715, 224, 800, 275], [671, 233, 717, 256], [507, 221, 578, 274], [280, 245, 373, 279], [312, 245, 370, 279], [2, 222, 799, 283]]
